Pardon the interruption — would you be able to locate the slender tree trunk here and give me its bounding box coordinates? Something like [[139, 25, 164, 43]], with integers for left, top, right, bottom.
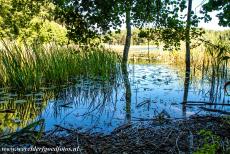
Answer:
[[185, 0, 192, 73], [148, 38, 150, 62], [183, 0, 192, 121], [122, 0, 132, 64]]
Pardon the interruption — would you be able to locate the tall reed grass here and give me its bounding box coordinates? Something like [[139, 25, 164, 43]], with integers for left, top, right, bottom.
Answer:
[[128, 39, 229, 73], [0, 41, 120, 91]]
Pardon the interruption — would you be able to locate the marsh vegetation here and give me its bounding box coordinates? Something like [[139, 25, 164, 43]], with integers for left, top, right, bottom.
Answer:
[[0, 0, 230, 153]]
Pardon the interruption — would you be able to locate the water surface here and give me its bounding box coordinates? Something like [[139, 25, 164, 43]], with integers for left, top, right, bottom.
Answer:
[[0, 63, 229, 134]]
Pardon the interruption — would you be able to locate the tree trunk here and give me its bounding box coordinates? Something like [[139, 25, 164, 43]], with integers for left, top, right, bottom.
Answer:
[[122, 0, 132, 64], [183, 0, 192, 120], [185, 0, 192, 73]]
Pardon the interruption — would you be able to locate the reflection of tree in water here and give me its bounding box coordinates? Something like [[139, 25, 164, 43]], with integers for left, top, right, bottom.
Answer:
[[122, 63, 131, 123], [182, 71, 190, 118], [200, 64, 229, 104], [0, 91, 53, 134], [182, 63, 230, 116], [209, 67, 229, 103]]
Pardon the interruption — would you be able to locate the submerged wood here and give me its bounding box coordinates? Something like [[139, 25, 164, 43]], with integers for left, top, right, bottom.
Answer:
[[185, 101, 230, 106], [199, 107, 230, 115]]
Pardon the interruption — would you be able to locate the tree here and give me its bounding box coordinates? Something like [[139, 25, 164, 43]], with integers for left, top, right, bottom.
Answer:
[[185, 0, 192, 73], [0, 0, 67, 44], [122, 0, 132, 63], [54, 0, 189, 63], [201, 0, 230, 27], [121, 63, 131, 122], [53, 0, 123, 44], [122, 0, 189, 63], [0, 0, 46, 39]]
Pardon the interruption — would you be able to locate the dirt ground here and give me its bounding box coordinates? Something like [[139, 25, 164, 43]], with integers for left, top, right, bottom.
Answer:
[[1, 115, 230, 154]]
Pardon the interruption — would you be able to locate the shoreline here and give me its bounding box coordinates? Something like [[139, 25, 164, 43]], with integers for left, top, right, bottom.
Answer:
[[1, 115, 229, 153]]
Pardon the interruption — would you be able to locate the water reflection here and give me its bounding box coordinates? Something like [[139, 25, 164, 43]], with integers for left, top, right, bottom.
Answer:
[[182, 71, 190, 118], [0, 90, 53, 134], [122, 63, 131, 123], [0, 63, 229, 134]]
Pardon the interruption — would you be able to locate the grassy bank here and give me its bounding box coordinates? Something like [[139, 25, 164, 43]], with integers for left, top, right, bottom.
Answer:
[[0, 41, 120, 91]]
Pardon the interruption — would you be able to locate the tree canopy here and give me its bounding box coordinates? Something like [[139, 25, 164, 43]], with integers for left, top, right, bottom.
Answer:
[[201, 0, 230, 27], [0, 0, 229, 46], [54, 0, 189, 45], [0, 0, 67, 44]]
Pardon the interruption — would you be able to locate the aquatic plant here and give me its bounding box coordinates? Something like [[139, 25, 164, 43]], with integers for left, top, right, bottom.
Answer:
[[0, 40, 120, 91]]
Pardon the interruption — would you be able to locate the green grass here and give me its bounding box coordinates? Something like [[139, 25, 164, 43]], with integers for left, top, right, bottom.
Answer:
[[0, 40, 120, 91]]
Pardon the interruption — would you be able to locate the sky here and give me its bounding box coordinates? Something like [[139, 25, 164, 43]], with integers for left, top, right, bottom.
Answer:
[[192, 0, 229, 30]]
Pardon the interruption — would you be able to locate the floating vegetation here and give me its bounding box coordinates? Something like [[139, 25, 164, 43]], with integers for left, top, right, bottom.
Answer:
[[14, 99, 27, 104]]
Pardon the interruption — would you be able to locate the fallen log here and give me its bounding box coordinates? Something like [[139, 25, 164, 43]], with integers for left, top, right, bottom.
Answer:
[[183, 101, 230, 106], [199, 107, 230, 115]]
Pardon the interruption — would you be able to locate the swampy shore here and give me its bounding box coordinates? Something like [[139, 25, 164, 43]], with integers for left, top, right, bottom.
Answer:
[[1, 116, 230, 154]]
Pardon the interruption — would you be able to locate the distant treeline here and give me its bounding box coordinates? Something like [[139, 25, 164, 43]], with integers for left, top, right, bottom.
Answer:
[[103, 29, 230, 46], [104, 29, 154, 46]]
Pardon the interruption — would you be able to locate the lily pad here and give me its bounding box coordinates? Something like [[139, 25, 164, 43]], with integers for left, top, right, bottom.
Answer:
[[34, 92, 44, 97], [1, 96, 11, 100], [0, 101, 7, 104], [25, 93, 33, 97], [12, 119, 21, 123], [33, 98, 43, 103], [39, 87, 49, 90], [15, 99, 27, 104], [0, 91, 5, 95], [8, 93, 18, 97]]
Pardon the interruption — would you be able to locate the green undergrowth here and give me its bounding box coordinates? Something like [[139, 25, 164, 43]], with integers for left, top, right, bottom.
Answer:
[[194, 117, 230, 154]]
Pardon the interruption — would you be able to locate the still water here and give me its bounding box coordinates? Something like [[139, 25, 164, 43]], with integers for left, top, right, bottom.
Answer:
[[0, 64, 229, 134]]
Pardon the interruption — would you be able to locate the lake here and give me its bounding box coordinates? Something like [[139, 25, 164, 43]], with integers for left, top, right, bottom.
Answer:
[[0, 63, 229, 134]]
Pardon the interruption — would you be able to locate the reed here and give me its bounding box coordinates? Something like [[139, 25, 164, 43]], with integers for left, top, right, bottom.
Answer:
[[128, 39, 229, 74], [0, 41, 120, 91]]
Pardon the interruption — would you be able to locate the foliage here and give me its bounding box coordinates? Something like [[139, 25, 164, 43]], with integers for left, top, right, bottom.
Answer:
[[0, 0, 40, 34], [54, 0, 192, 48], [105, 29, 159, 46], [53, 0, 123, 44], [194, 130, 220, 154], [0, 0, 46, 38], [0, 0, 68, 44], [201, 0, 230, 27]]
